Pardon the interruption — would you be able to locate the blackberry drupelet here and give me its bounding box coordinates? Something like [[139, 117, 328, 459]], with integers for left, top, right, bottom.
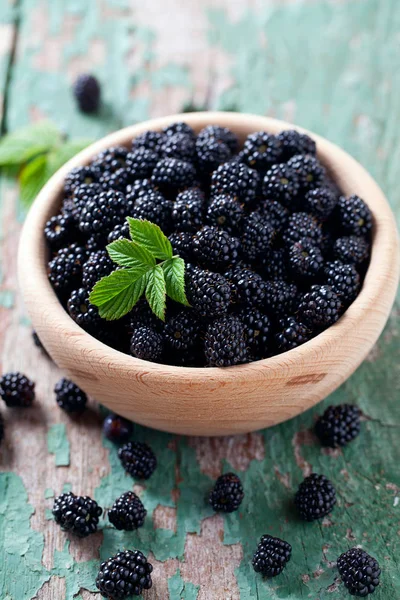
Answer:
[[91, 146, 128, 173], [98, 168, 129, 192], [79, 190, 127, 235], [164, 310, 202, 352], [204, 315, 248, 367], [195, 137, 231, 175], [132, 130, 165, 154], [108, 491, 147, 531], [54, 378, 87, 414], [118, 441, 157, 479], [209, 472, 244, 513], [336, 194, 372, 237], [73, 74, 101, 113], [0, 372, 35, 407], [107, 221, 130, 243], [48, 244, 88, 293], [67, 287, 101, 330], [288, 238, 324, 279], [256, 248, 288, 281], [125, 147, 159, 180], [172, 188, 205, 232], [52, 492, 102, 537], [151, 157, 197, 192], [163, 121, 195, 139], [82, 250, 113, 290], [276, 129, 316, 160], [103, 413, 133, 444], [197, 125, 238, 154], [333, 235, 370, 266], [163, 132, 196, 162], [264, 280, 298, 316], [96, 550, 153, 599], [64, 166, 98, 197], [132, 192, 173, 233], [262, 163, 300, 206], [242, 212, 276, 261], [206, 194, 244, 234], [185, 266, 231, 318], [252, 534, 292, 577], [337, 548, 380, 597], [315, 404, 361, 448], [324, 261, 360, 304], [283, 212, 323, 246], [305, 187, 337, 220], [275, 316, 312, 352], [241, 131, 281, 171], [225, 267, 266, 307], [298, 285, 342, 328], [130, 327, 164, 362], [237, 307, 271, 353], [287, 154, 325, 191], [168, 232, 195, 262], [193, 226, 240, 270], [259, 199, 289, 232], [211, 162, 259, 206], [44, 213, 76, 249], [295, 473, 336, 521]]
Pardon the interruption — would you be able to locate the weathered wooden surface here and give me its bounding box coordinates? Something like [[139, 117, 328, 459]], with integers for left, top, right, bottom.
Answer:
[[0, 1, 399, 599]]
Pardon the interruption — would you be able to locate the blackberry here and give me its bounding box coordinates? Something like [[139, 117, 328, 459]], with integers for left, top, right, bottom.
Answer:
[[118, 441, 157, 479], [54, 378, 87, 414], [125, 147, 159, 180], [305, 187, 337, 220], [103, 413, 133, 444], [237, 306, 271, 353], [48, 244, 88, 293], [259, 199, 289, 232], [91, 146, 128, 173], [130, 327, 164, 362], [242, 212, 276, 261], [164, 309, 202, 352], [0, 372, 34, 408], [193, 226, 240, 270], [242, 131, 281, 171], [184, 263, 228, 319], [211, 162, 259, 206], [98, 168, 129, 192], [86, 231, 108, 253], [44, 213, 76, 249], [82, 250, 113, 290], [197, 125, 238, 154], [151, 158, 197, 192], [129, 300, 164, 333], [276, 129, 316, 160], [204, 315, 248, 367], [333, 236, 370, 266], [108, 491, 147, 531], [73, 74, 101, 113], [67, 183, 103, 222], [79, 190, 127, 235], [163, 121, 195, 139], [67, 287, 101, 330], [256, 249, 288, 281], [298, 285, 342, 328], [252, 534, 292, 577], [324, 261, 360, 304], [287, 154, 325, 191], [125, 178, 155, 203], [195, 137, 231, 175], [168, 232, 195, 262], [337, 548, 380, 597], [283, 212, 323, 246], [53, 492, 102, 537], [64, 166, 98, 197], [264, 280, 298, 316], [288, 238, 324, 279], [206, 194, 244, 234], [336, 195, 372, 236], [96, 550, 153, 599], [294, 473, 336, 521], [315, 404, 361, 448], [172, 188, 205, 232], [132, 192, 173, 232], [132, 130, 165, 154], [107, 221, 130, 243], [0, 413, 3, 445], [262, 163, 300, 206], [275, 316, 312, 352], [209, 472, 244, 513], [225, 267, 266, 307], [163, 132, 196, 162]]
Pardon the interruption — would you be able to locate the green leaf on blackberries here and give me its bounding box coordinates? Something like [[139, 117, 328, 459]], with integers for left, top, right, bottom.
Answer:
[[127, 217, 173, 260], [145, 265, 167, 321], [162, 257, 189, 306]]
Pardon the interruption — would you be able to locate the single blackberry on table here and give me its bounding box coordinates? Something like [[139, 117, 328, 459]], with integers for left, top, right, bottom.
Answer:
[[172, 187, 205, 232], [118, 441, 157, 479], [91, 146, 128, 173], [131, 192, 173, 232], [336, 194, 372, 236], [79, 190, 127, 235], [276, 129, 316, 160], [64, 166, 99, 197], [288, 238, 324, 280], [263, 280, 298, 316], [294, 473, 336, 521], [252, 534, 292, 577], [130, 327, 164, 362], [275, 316, 312, 352], [0, 372, 34, 407], [209, 472, 244, 513], [204, 315, 248, 367], [211, 162, 260, 206], [241, 131, 281, 171], [298, 285, 342, 328], [73, 74, 101, 113], [305, 187, 337, 220], [225, 267, 266, 307], [259, 199, 289, 232], [103, 413, 133, 444], [237, 306, 271, 354], [333, 235, 370, 266], [86, 231, 109, 253], [262, 163, 300, 207], [68, 287, 101, 329], [206, 194, 244, 234], [193, 226, 240, 270], [287, 154, 325, 191], [283, 212, 323, 246], [107, 221, 130, 243], [54, 378, 87, 414], [195, 137, 231, 175], [315, 404, 361, 448], [82, 250, 113, 290], [242, 212, 276, 261], [151, 157, 197, 193], [108, 491, 147, 531], [256, 248, 288, 281], [164, 309, 202, 352], [44, 213, 76, 249], [53, 492, 102, 537], [197, 125, 238, 154], [163, 121, 195, 139], [132, 130, 165, 154], [48, 244, 88, 293], [337, 548, 380, 597], [324, 261, 360, 304], [162, 132, 196, 162], [168, 231, 195, 262], [96, 550, 153, 599], [125, 147, 159, 180]]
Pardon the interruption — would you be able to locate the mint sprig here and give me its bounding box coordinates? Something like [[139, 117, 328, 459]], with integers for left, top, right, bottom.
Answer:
[[89, 218, 190, 321]]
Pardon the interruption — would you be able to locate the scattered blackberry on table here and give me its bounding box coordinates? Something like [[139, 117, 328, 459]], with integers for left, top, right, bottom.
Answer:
[[211, 162, 259, 206], [67, 287, 101, 330], [118, 441, 157, 479], [130, 327, 164, 362], [333, 235, 370, 266], [165, 310, 202, 352], [205, 315, 248, 367], [54, 378, 87, 414], [283, 212, 323, 246], [172, 188, 205, 232], [298, 285, 342, 328], [262, 163, 300, 206], [107, 221, 130, 243], [185, 266, 231, 318], [287, 154, 325, 191], [151, 157, 197, 192], [206, 194, 244, 234], [242, 212, 276, 261], [275, 316, 312, 352], [315, 404, 361, 448], [193, 226, 240, 270], [163, 121, 195, 139], [64, 166, 99, 197], [336, 194, 372, 236], [263, 280, 298, 316], [169, 231, 195, 262], [241, 131, 281, 171], [252, 534, 292, 577], [237, 307, 271, 353], [324, 261, 360, 304], [225, 267, 266, 307], [0, 372, 34, 407], [197, 125, 238, 154], [276, 129, 316, 160], [125, 147, 159, 180], [288, 238, 324, 279], [103, 413, 133, 444], [163, 132, 196, 161], [195, 137, 231, 175], [259, 199, 289, 232], [52, 492, 102, 537], [79, 190, 126, 235], [45, 213, 76, 249], [305, 187, 337, 220], [82, 250, 113, 290], [131, 191, 173, 232], [96, 550, 153, 599], [91, 146, 128, 173], [73, 74, 101, 113], [132, 130, 165, 154], [294, 473, 336, 521], [209, 472, 244, 513], [108, 491, 147, 531], [337, 548, 380, 597]]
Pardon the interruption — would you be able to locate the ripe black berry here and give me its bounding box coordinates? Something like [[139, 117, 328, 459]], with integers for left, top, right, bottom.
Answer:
[[324, 261, 360, 304], [298, 285, 342, 328], [275, 316, 312, 352], [193, 226, 240, 270], [82, 250, 113, 290], [333, 236, 370, 266], [172, 187, 205, 232], [53, 492, 102, 537], [0, 372, 35, 407], [237, 306, 271, 354], [242, 212, 276, 261], [185, 265, 231, 318], [197, 125, 238, 154], [125, 147, 159, 180], [287, 154, 325, 191], [283, 212, 323, 246], [54, 378, 87, 414], [73, 74, 101, 113], [131, 191, 173, 233], [256, 248, 288, 281], [130, 327, 164, 362], [118, 441, 157, 479], [264, 280, 298, 316], [168, 231, 195, 262], [315, 404, 361, 448], [151, 157, 197, 192], [205, 315, 248, 367], [242, 131, 281, 171], [196, 137, 231, 175], [211, 162, 259, 206], [262, 163, 300, 206], [259, 199, 289, 232], [108, 491, 147, 531], [107, 221, 130, 244], [164, 309, 201, 352], [294, 473, 336, 521], [90, 147, 128, 174], [163, 121, 195, 139], [45, 213, 77, 249], [209, 472, 244, 512], [67, 287, 101, 330], [337, 547, 380, 597], [206, 194, 244, 234], [103, 413, 133, 444], [276, 129, 316, 160], [305, 187, 337, 220], [336, 195, 372, 236], [48, 244, 88, 293], [288, 238, 324, 280], [132, 130, 165, 154], [163, 132, 196, 162], [79, 190, 127, 235], [252, 534, 292, 577], [64, 166, 99, 197], [225, 266, 266, 307], [96, 550, 153, 599]]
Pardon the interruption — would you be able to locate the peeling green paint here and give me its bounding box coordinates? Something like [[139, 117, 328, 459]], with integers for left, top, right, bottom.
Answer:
[[0, 289, 14, 308], [44, 488, 54, 499], [47, 423, 70, 467], [168, 569, 199, 599]]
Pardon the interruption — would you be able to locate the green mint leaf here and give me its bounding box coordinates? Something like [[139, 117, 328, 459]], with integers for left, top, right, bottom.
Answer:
[[19, 155, 48, 207], [145, 265, 167, 321], [162, 256, 190, 306], [89, 267, 148, 320], [0, 120, 61, 166], [127, 217, 173, 260], [46, 138, 94, 177], [107, 239, 156, 269]]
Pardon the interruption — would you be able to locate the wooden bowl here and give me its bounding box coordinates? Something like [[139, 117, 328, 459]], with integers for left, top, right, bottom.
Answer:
[[18, 112, 399, 436]]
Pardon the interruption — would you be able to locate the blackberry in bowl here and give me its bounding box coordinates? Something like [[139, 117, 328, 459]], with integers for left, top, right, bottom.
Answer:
[[18, 112, 399, 435]]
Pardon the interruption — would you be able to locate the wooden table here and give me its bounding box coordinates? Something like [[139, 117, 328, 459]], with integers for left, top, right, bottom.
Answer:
[[0, 1, 399, 598]]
